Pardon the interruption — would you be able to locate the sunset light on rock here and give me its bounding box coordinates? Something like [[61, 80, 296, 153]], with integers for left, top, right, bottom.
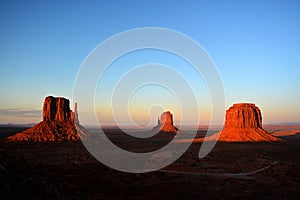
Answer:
[[0, 1, 299, 199]]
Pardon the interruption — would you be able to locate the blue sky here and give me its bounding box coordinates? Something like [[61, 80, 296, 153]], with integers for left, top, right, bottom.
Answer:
[[0, 0, 299, 125]]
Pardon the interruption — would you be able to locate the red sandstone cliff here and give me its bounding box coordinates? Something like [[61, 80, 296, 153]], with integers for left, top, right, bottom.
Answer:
[[152, 111, 178, 137], [7, 96, 84, 142], [211, 103, 281, 142]]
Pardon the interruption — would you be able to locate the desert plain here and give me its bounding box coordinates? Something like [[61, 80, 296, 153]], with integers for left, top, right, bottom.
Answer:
[[1, 125, 300, 199]]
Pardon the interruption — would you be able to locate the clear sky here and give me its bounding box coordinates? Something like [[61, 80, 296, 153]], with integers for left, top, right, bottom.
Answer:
[[0, 0, 299, 125]]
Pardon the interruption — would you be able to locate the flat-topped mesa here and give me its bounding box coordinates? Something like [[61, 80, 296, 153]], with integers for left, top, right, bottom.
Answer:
[[215, 103, 281, 142], [7, 96, 84, 142], [153, 111, 178, 134], [224, 103, 262, 129]]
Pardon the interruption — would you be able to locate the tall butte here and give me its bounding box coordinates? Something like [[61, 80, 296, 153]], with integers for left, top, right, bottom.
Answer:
[[152, 111, 178, 137], [215, 103, 281, 142], [8, 96, 84, 142]]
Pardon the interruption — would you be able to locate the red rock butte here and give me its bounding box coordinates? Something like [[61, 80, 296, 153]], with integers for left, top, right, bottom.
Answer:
[[215, 103, 281, 142], [152, 111, 178, 136], [7, 96, 84, 142]]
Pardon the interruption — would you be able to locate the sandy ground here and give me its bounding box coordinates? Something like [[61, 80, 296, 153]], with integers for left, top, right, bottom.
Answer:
[[0, 126, 299, 199]]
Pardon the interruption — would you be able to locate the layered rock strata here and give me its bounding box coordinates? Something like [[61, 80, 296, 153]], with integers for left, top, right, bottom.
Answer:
[[215, 103, 281, 142], [8, 96, 83, 142]]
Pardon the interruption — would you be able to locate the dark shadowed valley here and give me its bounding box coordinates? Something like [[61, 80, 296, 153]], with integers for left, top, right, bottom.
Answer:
[[1, 125, 300, 199]]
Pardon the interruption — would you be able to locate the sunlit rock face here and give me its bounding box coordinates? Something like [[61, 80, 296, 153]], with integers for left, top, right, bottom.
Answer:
[[73, 102, 79, 125], [42, 96, 73, 122], [224, 103, 262, 129], [152, 111, 178, 137], [217, 103, 281, 142], [7, 96, 84, 142]]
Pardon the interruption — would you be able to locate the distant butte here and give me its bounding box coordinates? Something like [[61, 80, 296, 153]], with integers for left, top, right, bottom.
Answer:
[[7, 96, 85, 142], [211, 103, 281, 142], [152, 111, 178, 137]]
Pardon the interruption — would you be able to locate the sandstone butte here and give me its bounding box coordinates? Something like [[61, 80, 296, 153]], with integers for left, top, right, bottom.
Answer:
[[209, 103, 281, 142], [152, 111, 178, 137], [7, 96, 85, 142]]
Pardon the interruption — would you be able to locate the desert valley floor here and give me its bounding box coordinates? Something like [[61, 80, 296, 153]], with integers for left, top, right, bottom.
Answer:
[[0, 126, 300, 199]]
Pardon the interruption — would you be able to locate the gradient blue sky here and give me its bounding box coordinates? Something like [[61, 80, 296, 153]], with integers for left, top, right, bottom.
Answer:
[[0, 0, 299, 125]]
